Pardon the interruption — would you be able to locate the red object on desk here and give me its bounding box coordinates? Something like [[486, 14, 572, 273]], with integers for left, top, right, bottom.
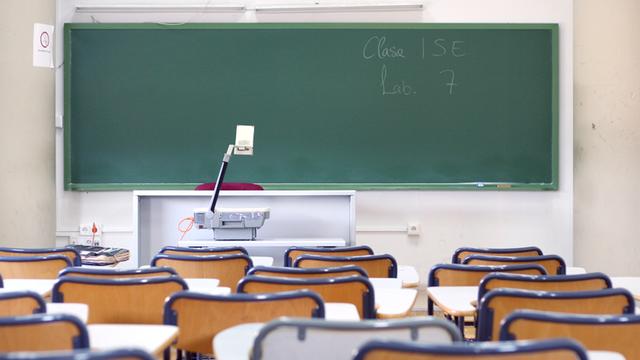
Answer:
[[194, 182, 264, 191]]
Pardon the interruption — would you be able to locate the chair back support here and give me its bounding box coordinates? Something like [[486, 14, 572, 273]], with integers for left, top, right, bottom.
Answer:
[[284, 246, 374, 267], [164, 290, 324, 355], [0, 291, 46, 317], [352, 339, 588, 360], [462, 255, 566, 275], [428, 264, 547, 287], [58, 266, 177, 279], [252, 317, 461, 360], [0, 255, 72, 279], [159, 246, 248, 256], [477, 288, 635, 341], [248, 265, 368, 279], [478, 272, 612, 302], [294, 254, 397, 278], [426, 264, 546, 315], [0, 247, 82, 266], [150, 253, 252, 290], [0, 314, 89, 352], [451, 246, 543, 264], [0, 348, 155, 360], [501, 310, 640, 360], [238, 275, 375, 319], [52, 276, 187, 324]]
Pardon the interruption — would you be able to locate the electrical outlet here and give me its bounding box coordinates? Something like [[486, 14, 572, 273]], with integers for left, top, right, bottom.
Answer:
[[407, 222, 421, 236], [79, 223, 102, 236]]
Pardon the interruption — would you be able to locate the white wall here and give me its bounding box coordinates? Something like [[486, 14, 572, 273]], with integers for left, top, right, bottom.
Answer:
[[55, 0, 574, 281], [574, 0, 640, 276], [0, 0, 56, 248]]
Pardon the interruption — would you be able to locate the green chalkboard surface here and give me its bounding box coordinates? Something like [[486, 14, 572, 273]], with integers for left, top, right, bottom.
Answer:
[[64, 23, 558, 190]]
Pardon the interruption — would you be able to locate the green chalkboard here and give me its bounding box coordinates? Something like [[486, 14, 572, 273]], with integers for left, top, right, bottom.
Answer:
[[64, 23, 558, 190]]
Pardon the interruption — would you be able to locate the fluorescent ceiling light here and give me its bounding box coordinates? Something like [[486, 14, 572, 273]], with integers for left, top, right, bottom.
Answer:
[[254, 3, 423, 12], [75, 4, 246, 13]]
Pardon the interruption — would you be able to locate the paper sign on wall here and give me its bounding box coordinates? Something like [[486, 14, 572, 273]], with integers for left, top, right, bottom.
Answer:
[[33, 23, 54, 68]]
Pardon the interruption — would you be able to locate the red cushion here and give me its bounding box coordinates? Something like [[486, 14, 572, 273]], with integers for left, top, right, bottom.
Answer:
[[194, 182, 264, 191]]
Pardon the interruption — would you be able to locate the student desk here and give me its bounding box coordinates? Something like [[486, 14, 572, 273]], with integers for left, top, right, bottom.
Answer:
[[0, 279, 57, 297], [88, 324, 178, 357], [46, 303, 89, 322], [611, 277, 640, 301]]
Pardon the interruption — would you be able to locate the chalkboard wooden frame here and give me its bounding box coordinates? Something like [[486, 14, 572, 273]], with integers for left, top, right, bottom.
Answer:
[[64, 23, 559, 191]]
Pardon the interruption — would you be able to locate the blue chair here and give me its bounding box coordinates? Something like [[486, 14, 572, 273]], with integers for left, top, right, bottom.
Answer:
[[293, 254, 397, 278], [252, 317, 461, 360], [0, 348, 153, 360], [238, 275, 376, 319], [58, 266, 177, 279], [52, 276, 188, 324], [462, 254, 566, 275], [477, 288, 635, 341], [284, 245, 374, 267], [0, 290, 46, 317], [0, 247, 82, 266], [0, 255, 72, 279], [501, 310, 640, 360], [164, 290, 324, 357], [426, 263, 547, 320], [477, 272, 612, 304], [451, 246, 543, 264], [151, 253, 252, 290], [0, 314, 89, 352], [248, 265, 368, 279], [352, 338, 588, 359], [159, 245, 248, 256]]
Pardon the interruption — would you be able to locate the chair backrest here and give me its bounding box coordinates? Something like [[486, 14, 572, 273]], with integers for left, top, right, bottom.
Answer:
[[284, 246, 374, 267], [52, 276, 188, 324], [462, 254, 566, 275], [238, 275, 376, 319], [0, 291, 46, 317], [164, 290, 324, 355], [252, 317, 461, 360], [58, 266, 177, 279], [294, 254, 397, 278], [352, 339, 588, 360], [477, 288, 635, 341], [427, 264, 547, 287], [159, 246, 248, 256], [451, 246, 543, 264], [0, 314, 89, 352], [0, 348, 154, 360], [501, 310, 640, 360], [478, 272, 612, 302], [0, 247, 82, 266], [247, 265, 368, 279], [0, 255, 72, 279], [150, 253, 252, 290]]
